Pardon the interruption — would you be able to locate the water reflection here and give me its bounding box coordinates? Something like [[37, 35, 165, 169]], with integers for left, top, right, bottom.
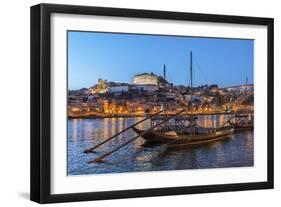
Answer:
[[67, 115, 253, 175]]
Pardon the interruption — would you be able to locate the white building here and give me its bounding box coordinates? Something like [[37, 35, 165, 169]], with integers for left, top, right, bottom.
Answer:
[[225, 84, 254, 93], [184, 94, 193, 102], [133, 73, 158, 85]]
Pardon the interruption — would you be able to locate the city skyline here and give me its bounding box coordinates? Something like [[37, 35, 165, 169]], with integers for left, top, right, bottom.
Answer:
[[68, 31, 254, 90]]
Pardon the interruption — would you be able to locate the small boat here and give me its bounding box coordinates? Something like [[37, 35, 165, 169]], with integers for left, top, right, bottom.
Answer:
[[231, 114, 253, 131]]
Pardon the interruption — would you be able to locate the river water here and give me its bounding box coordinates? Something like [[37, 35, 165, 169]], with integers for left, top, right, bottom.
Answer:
[[67, 115, 253, 175]]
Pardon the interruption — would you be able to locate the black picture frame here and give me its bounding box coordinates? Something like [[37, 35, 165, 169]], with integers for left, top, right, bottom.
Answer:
[[30, 3, 274, 204]]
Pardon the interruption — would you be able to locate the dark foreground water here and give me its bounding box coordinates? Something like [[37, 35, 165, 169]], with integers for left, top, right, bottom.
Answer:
[[67, 115, 253, 175]]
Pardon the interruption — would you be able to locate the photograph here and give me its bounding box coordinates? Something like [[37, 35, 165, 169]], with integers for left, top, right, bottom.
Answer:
[[29, 3, 274, 203], [67, 31, 254, 176]]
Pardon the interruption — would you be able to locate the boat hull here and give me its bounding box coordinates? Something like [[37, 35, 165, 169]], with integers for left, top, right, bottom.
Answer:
[[166, 130, 233, 149], [133, 126, 234, 147]]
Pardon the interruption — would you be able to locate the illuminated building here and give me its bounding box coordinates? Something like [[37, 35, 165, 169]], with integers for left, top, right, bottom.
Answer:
[[103, 100, 109, 113], [133, 73, 158, 85], [225, 84, 254, 93]]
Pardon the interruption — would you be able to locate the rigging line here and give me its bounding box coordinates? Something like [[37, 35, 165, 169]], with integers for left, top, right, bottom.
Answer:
[[193, 55, 209, 86]]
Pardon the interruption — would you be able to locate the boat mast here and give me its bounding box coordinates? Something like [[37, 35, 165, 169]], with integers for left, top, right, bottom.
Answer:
[[189, 51, 196, 135], [163, 64, 167, 120], [189, 51, 194, 112], [245, 75, 248, 94], [190, 51, 193, 89]]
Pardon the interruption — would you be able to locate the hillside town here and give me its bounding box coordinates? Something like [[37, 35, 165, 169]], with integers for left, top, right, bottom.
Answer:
[[68, 72, 253, 118]]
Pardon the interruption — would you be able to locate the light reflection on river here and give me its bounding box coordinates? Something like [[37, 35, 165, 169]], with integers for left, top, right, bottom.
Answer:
[[67, 115, 253, 175]]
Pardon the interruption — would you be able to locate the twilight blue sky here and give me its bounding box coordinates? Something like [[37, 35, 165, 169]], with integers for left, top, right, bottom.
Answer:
[[68, 31, 253, 90]]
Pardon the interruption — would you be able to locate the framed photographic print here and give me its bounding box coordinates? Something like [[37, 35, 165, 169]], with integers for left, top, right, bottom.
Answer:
[[30, 3, 274, 203]]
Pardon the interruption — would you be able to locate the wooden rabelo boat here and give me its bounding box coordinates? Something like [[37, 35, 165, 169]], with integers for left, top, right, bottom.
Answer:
[[133, 122, 234, 148], [231, 114, 253, 131]]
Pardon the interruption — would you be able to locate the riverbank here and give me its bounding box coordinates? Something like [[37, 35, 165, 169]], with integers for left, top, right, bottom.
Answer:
[[67, 112, 240, 119], [68, 114, 146, 119]]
